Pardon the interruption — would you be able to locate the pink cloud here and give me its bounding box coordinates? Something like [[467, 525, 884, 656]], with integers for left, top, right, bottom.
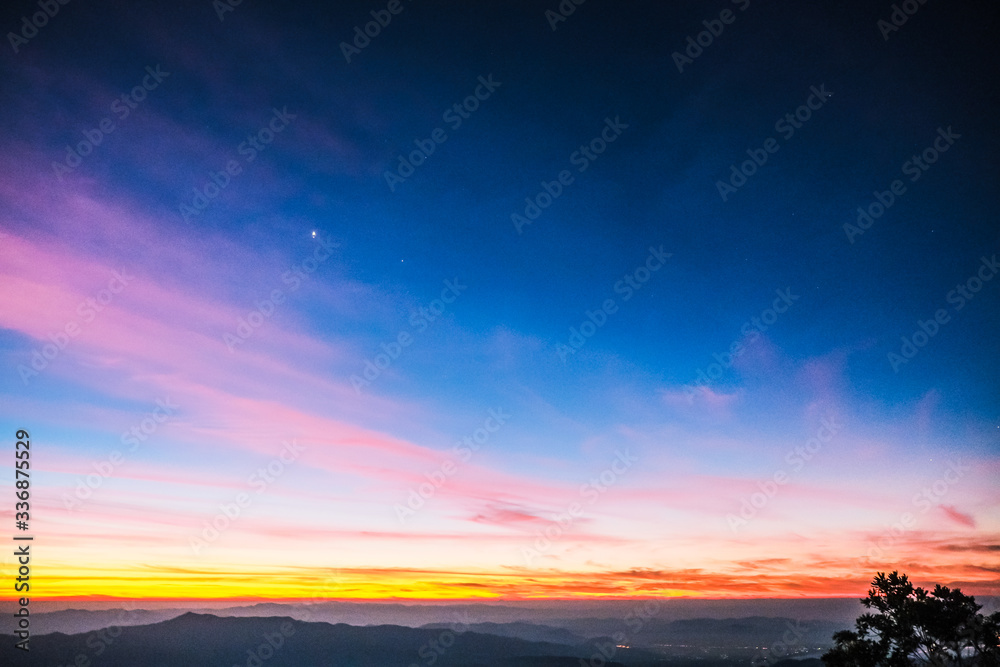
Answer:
[[940, 505, 976, 528], [0, 223, 635, 527], [660, 385, 740, 413]]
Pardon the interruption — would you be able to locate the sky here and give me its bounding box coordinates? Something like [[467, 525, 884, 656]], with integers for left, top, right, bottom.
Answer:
[[0, 0, 998, 603]]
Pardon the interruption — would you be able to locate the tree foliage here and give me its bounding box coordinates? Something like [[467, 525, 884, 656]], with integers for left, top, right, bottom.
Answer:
[[823, 572, 1000, 667]]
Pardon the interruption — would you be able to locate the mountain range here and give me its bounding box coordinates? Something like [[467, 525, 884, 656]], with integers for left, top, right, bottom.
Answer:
[[3, 612, 634, 666]]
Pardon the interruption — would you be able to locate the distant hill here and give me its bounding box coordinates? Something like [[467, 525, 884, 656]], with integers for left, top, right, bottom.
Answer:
[[420, 620, 591, 646], [12, 606, 185, 635], [1, 608, 848, 665], [6, 596, 874, 634], [556, 615, 841, 652], [0, 612, 630, 666]]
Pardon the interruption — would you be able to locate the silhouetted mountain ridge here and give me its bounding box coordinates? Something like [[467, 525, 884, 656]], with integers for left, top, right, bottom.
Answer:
[[420, 620, 590, 646], [1, 612, 631, 666], [5, 597, 883, 636]]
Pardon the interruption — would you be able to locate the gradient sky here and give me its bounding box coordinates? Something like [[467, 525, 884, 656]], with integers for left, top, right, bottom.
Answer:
[[1, 0, 998, 602]]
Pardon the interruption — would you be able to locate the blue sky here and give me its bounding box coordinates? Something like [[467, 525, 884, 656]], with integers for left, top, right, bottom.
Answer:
[[0, 0, 997, 599]]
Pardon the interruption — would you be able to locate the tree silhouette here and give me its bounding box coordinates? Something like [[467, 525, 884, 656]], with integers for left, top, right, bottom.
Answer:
[[823, 572, 1000, 667]]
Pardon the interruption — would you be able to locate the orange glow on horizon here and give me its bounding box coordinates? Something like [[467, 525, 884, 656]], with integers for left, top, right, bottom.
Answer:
[[5, 561, 996, 603]]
